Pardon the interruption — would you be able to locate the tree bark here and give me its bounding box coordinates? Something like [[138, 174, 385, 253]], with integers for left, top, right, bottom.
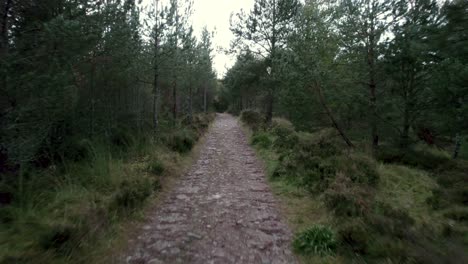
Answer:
[[172, 79, 177, 125], [203, 81, 207, 113], [189, 78, 193, 123], [152, 0, 160, 131], [453, 134, 461, 159], [315, 82, 354, 148], [368, 12, 379, 155]]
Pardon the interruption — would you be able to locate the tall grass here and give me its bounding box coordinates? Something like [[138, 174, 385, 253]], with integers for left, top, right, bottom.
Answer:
[[0, 113, 215, 263]]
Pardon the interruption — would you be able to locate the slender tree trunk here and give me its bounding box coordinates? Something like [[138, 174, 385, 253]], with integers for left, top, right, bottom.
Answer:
[[152, 0, 160, 131], [203, 82, 207, 113], [401, 95, 411, 147], [265, 91, 273, 124], [172, 79, 177, 125], [0, 0, 11, 117], [368, 20, 379, 155], [189, 78, 193, 122], [315, 82, 354, 148], [453, 134, 461, 159]]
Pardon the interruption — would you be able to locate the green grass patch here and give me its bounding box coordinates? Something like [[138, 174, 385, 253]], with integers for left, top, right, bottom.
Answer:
[[293, 225, 337, 256]]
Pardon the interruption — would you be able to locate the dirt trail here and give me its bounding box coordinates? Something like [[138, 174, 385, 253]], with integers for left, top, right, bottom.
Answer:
[[124, 114, 297, 264]]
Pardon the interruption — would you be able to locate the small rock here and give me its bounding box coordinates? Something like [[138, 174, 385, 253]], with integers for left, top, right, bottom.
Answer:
[[148, 258, 163, 264], [176, 194, 189, 200], [187, 232, 202, 240]]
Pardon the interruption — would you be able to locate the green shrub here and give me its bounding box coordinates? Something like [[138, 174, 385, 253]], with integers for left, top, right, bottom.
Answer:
[[109, 126, 135, 150], [147, 158, 164, 176], [324, 174, 373, 217], [270, 118, 295, 138], [337, 219, 369, 254], [367, 203, 415, 238], [332, 154, 379, 186], [191, 113, 215, 134], [166, 129, 197, 153], [240, 109, 264, 131], [39, 223, 75, 253], [251, 132, 273, 149], [62, 138, 93, 162], [444, 207, 468, 223], [293, 225, 337, 256], [112, 177, 152, 210], [367, 236, 409, 261], [377, 144, 452, 171]]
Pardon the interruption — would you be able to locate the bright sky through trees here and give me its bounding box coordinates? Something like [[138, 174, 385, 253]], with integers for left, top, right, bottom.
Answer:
[[142, 0, 255, 78]]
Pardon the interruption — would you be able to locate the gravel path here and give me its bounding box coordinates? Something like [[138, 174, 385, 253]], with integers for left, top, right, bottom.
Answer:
[[124, 114, 297, 264]]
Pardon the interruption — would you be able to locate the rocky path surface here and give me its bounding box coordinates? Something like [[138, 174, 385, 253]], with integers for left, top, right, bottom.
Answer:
[[124, 114, 296, 264]]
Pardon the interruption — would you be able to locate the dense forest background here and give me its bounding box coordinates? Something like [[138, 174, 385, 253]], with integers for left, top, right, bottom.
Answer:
[[0, 0, 217, 262], [224, 0, 468, 262], [222, 0, 467, 158], [0, 0, 467, 263]]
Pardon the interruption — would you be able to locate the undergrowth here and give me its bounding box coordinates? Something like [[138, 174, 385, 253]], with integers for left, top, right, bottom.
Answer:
[[241, 111, 468, 264], [0, 113, 215, 264]]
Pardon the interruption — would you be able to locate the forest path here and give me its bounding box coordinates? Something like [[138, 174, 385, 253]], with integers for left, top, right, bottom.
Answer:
[[124, 113, 297, 264]]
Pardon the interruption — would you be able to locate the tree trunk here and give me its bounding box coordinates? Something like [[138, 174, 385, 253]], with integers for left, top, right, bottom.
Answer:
[[265, 91, 273, 124], [203, 82, 207, 113], [315, 82, 354, 148], [453, 134, 461, 159], [189, 78, 193, 123], [401, 96, 411, 147], [152, 0, 160, 131], [0, 0, 11, 117], [172, 78, 177, 125], [368, 20, 379, 155]]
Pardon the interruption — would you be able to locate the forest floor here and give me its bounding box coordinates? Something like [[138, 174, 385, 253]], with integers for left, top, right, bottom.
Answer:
[[123, 113, 297, 264]]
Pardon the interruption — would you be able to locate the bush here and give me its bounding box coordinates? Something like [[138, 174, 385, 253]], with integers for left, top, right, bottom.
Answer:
[[377, 144, 452, 171], [109, 126, 135, 150], [367, 236, 409, 261], [270, 118, 295, 138], [39, 223, 75, 253], [251, 132, 273, 149], [337, 219, 369, 254], [111, 177, 152, 210], [324, 173, 373, 217], [270, 118, 298, 151], [147, 158, 164, 176], [293, 225, 337, 256], [62, 138, 93, 162], [166, 129, 197, 153], [367, 202, 415, 238], [332, 154, 379, 187], [191, 113, 215, 135], [444, 207, 468, 223], [240, 109, 264, 131]]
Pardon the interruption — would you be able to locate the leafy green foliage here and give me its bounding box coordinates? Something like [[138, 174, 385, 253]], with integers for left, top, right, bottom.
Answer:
[[293, 225, 337, 256], [166, 129, 197, 154], [251, 132, 273, 149], [240, 109, 264, 131], [147, 158, 165, 176]]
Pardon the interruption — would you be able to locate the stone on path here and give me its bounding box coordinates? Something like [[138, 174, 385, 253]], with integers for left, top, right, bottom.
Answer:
[[123, 113, 297, 264]]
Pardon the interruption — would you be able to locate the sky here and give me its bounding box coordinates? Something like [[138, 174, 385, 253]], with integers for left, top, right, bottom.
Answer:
[[142, 0, 255, 78]]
